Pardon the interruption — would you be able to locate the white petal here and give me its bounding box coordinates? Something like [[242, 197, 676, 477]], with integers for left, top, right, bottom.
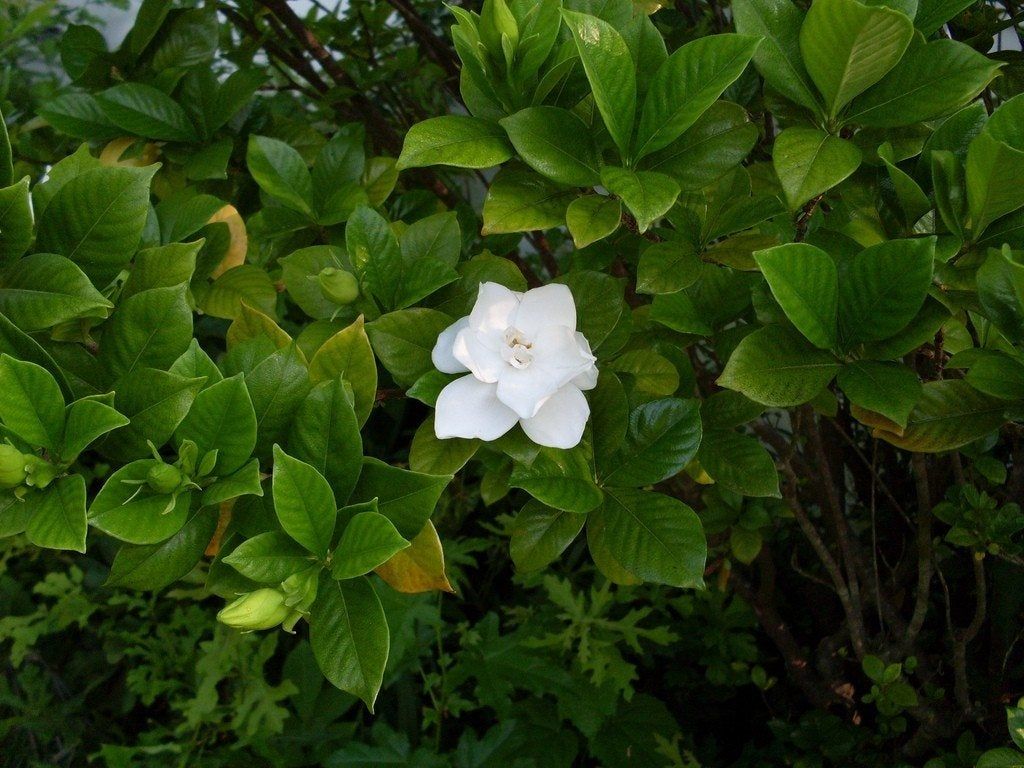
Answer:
[[434, 375, 518, 441], [495, 365, 561, 419], [531, 326, 596, 389], [431, 317, 470, 374], [572, 332, 598, 390], [452, 328, 504, 383], [520, 385, 590, 449], [469, 282, 520, 334], [514, 283, 576, 336]]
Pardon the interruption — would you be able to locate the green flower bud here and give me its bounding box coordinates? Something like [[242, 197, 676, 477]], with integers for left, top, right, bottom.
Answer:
[[318, 267, 359, 305], [22, 455, 58, 489], [146, 462, 186, 495], [0, 444, 28, 489], [217, 588, 291, 631]]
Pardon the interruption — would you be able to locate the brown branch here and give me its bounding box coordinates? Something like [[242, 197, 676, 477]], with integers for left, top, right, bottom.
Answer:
[[794, 194, 823, 242], [730, 570, 841, 709], [904, 454, 934, 651], [382, 0, 461, 80]]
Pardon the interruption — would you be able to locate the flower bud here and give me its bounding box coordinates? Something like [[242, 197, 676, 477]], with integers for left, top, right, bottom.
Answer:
[[0, 444, 28, 489], [146, 462, 186, 495], [217, 589, 291, 631], [22, 455, 58, 489], [317, 267, 359, 305]]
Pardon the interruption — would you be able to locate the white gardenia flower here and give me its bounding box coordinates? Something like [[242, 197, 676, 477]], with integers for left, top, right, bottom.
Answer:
[[431, 282, 598, 449]]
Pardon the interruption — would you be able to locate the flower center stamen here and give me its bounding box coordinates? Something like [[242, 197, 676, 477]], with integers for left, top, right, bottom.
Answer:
[[502, 327, 534, 369]]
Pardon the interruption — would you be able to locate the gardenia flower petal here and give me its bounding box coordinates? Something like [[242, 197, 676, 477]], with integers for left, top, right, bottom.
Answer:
[[520, 385, 590, 449], [431, 317, 470, 374], [514, 283, 576, 336], [434, 375, 518, 441], [452, 326, 504, 383], [469, 282, 520, 335], [572, 332, 598, 390]]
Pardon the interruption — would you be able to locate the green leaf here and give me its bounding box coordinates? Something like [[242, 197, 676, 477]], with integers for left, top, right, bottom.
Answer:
[[637, 241, 702, 294], [175, 374, 256, 476], [845, 40, 1001, 128], [634, 34, 760, 161], [591, 488, 706, 588], [409, 415, 478, 475], [0, 253, 111, 331], [510, 446, 603, 514], [331, 511, 410, 580], [310, 574, 388, 710], [88, 461, 190, 544], [105, 370, 202, 462], [755, 242, 839, 348], [773, 127, 862, 210], [0, 106, 11, 187], [838, 361, 921, 429], [601, 398, 702, 487], [500, 107, 601, 186], [719, 325, 840, 407], [698, 429, 780, 497], [95, 83, 197, 142], [799, 0, 913, 118], [36, 165, 156, 286], [397, 115, 513, 170], [965, 351, 1024, 401], [566, 196, 621, 249], [61, 398, 129, 461], [510, 499, 586, 573], [366, 308, 453, 387], [966, 95, 1024, 235], [100, 286, 193, 378], [0, 178, 34, 265], [280, 245, 348, 321], [105, 507, 218, 591], [307, 316, 376, 428], [873, 380, 1008, 452], [201, 459, 263, 506], [123, 241, 201, 299], [401, 211, 461, 268], [349, 458, 451, 539], [838, 237, 935, 345], [288, 379, 363, 506], [733, 0, 820, 112], [223, 530, 317, 583], [272, 444, 337, 557], [481, 168, 575, 235], [38, 93, 121, 141], [244, 344, 312, 458], [198, 266, 278, 320], [555, 269, 625, 349], [562, 9, 637, 158], [642, 101, 758, 191], [977, 748, 1024, 768], [0, 355, 65, 449], [601, 166, 680, 233], [914, 0, 977, 35], [247, 135, 313, 216], [24, 475, 88, 553]]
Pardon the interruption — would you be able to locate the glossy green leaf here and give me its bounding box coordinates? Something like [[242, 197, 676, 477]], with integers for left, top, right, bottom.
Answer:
[[88, 461, 190, 544], [349, 458, 450, 539], [510, 446, 603, 514], [481, 168, 575, 235], [310, 574, 388, 710], [105, 508, 218, 591], [272, 445, 337, 557], [562, 9, 637, 157], [698, 429, 780, 497], [308, 316, 377, 426], [0, 178, 33, 265], [719, 325, 840, 406], [331, 511, 409, 580], [175, 374, 257, 475], [755, 242, 839, 348], [100, 286, 193, 378], [566, 196, 621, 249], [733, 0, 820, 111], [634, 34, 760, 161], [24, 475, 88, 553], [397, 115, 513, 170], [500, 107, 600, 186], [510, 499, 586, 573], [247, 135, 313, 216], [223, 530, 318, 583], [601, 166, 680, 233], [289, 379, 363, 506], [838, 360, 921, 429], [773, 127, 862, 210], [96, 83, 197, 142], [601, 398, 702, 487], [799, 0, 913, 118], [591, 488, 706, 588], [0, 355, 65, 449]]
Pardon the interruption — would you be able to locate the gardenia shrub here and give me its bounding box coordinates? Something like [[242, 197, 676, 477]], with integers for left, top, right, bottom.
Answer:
[[2, 0, 1024, 764]]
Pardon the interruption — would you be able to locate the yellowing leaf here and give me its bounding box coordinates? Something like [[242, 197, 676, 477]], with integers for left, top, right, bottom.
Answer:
[[207, 204, 248, 278], [100, 137, 158, 167], [374, 520, 453, 594], [226, 302, 292, 350]]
